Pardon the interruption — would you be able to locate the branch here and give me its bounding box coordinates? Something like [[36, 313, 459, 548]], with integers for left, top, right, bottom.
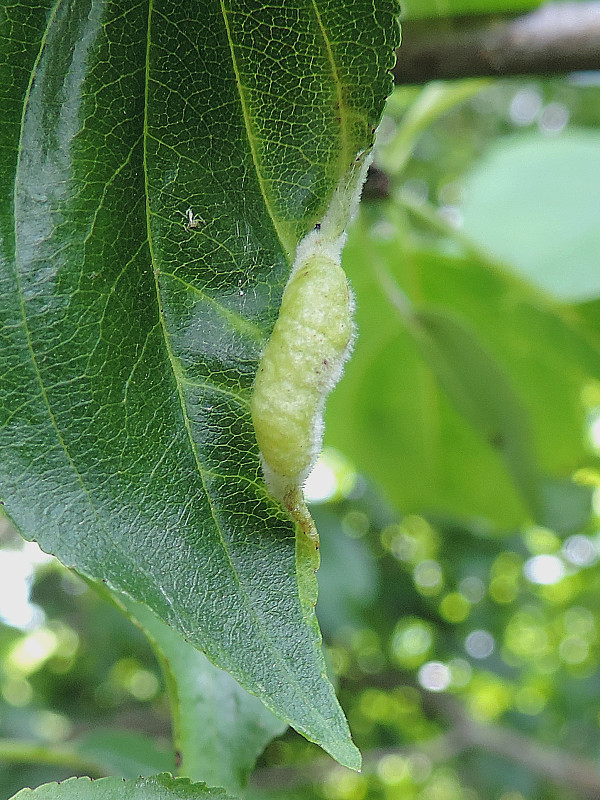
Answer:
[[424, 692, 600, 800], [461, 719, 600, 799], [394, 2, 600, 83], [250, 682, 600, 798]]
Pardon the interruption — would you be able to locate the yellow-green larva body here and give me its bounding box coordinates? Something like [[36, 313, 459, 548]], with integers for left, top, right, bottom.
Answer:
[[251, 251, 354, 537]]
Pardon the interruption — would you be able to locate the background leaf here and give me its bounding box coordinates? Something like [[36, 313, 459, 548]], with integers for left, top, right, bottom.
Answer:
[[460, 131, 600, 301], [119, 596, 286, 794], [0, 0, 399, 767], [73, 731, 174, 780], [399, 0, 543, 21], [9, 774, 234, 800], [326, 217, 600, 527]]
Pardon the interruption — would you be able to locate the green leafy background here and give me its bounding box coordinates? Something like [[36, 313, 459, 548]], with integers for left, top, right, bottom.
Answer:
[[118, 594, 287, 794], [328, 226, 599, 528], [461, 131, 600, 301]]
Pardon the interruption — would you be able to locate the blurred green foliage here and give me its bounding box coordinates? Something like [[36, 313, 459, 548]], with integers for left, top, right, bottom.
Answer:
[[2, 71, 600, 800]]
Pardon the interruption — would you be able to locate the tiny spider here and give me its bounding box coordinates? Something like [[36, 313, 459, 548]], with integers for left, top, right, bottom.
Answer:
[[177, 207, 205, 231]]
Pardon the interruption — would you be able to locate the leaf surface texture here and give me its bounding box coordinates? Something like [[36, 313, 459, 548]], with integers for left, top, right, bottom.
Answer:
[[0, 0, 399, 766]]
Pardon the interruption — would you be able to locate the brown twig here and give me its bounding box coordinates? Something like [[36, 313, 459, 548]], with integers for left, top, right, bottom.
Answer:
[[250, 684, 600, 797], [394, 2, 600, 83], [417, 689, 600, 800]]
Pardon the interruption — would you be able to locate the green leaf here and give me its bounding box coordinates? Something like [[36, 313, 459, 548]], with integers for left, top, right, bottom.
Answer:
[[461, 131, 600, 301], [0, 0, 399, 768], [9, 774, 234, 800], [389, 296, 541, 518], [119, 597, 286, 793], [326, 219, 600, 527]]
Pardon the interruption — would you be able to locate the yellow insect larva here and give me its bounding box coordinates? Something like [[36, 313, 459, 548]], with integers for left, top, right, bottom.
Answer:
[[251, 247, 355, 544]]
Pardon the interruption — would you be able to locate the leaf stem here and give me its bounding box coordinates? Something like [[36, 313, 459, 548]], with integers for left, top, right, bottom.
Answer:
[[381, 80, 490, 175], [0, 739, 106, 777]]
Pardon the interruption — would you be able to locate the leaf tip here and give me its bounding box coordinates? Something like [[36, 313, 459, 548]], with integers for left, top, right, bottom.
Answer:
[[329, 739, 362, 772]]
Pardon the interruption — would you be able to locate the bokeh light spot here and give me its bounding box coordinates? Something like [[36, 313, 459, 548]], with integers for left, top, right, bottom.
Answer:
[[539, 102, 569, 134], [323, 769, 367, 800], [377, 754, 409, 785], [509, 86, 542, 125], [559, 635, 589, 665], [414, 559, 443, 596], [448, 658, 472, 688], [391, 619, 433, 668], [523, 555, 565, 585], [418, 661, 451, 692], [304, 448, 357, 503], [459, 576, 485, 603], [563, 535, 597, 567], [523, 526, 560, 555], [440, 592, 470, 623], [2, 677, 33, 707], [465, 629, 495, 659], [515, 684, 547, 715], [8, 628, 59, 675]]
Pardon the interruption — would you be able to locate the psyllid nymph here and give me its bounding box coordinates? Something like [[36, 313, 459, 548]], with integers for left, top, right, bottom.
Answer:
[[251, 244, 355, 544], [251, 150, 372, 545]]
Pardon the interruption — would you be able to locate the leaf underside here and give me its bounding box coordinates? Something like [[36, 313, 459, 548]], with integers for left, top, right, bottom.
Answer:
[[119, 594, 287, 792], [0, 0, 399, 768]]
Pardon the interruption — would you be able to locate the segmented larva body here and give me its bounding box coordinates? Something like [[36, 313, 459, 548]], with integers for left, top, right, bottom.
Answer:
[[251, 250, 354, 542]]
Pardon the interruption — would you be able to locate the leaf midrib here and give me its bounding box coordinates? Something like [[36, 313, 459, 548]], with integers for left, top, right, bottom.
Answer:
[[311, 0, 355, 175], [219, 0, 293, 258]]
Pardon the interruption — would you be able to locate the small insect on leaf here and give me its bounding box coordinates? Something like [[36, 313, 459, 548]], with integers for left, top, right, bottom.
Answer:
[[177, 207, 205, 231]]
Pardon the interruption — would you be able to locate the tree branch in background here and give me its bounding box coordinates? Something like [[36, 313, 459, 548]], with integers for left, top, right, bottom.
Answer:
[[394, 2, 600, 83], [251, 684, 600, 798], [421, 691, 600, 800]]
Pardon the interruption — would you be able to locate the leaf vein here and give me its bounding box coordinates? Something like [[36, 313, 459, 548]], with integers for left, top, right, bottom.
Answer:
[[219, 0, 292, 257], [157, 269, 266, 345]]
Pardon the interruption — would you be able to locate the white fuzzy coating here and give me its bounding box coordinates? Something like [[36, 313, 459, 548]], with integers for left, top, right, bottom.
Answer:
[[251, 150, 372, 540], [251, 247, 354, 504]]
